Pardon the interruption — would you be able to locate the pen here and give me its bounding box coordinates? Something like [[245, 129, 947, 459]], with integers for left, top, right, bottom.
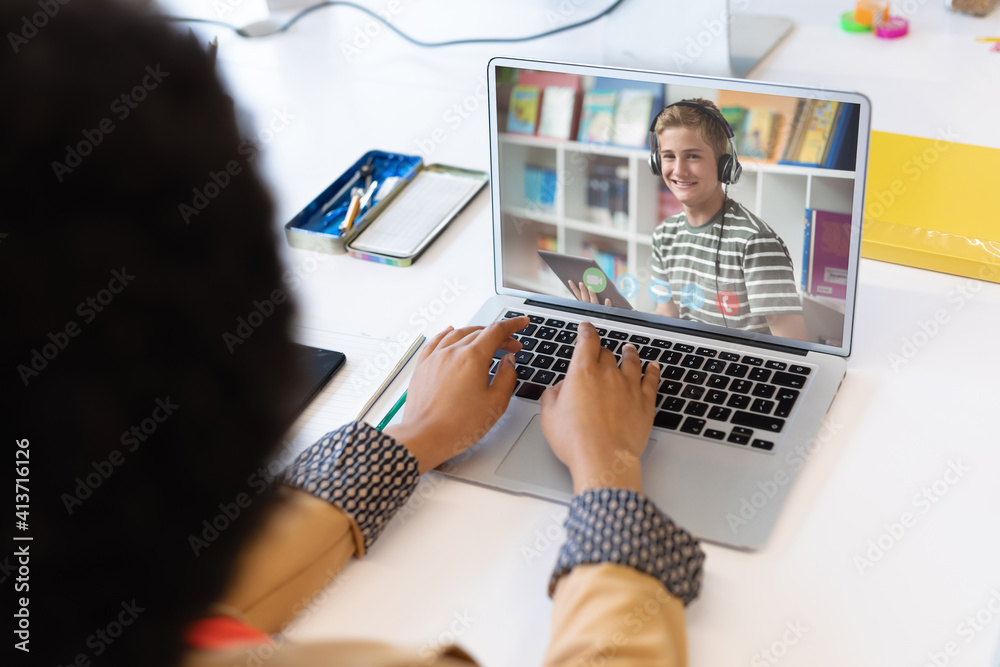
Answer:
[[341, 190, 362, 232], [975, 37, 1000, 42], [377, 390, 407, 430]]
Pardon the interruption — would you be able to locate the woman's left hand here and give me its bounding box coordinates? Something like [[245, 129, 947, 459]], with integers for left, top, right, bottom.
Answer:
[[384, 316, 528, 473]]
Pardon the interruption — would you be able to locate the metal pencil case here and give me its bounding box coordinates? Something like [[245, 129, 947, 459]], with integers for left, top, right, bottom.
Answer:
[[284, 150, 422, 254], [345, 164, 488, 267]]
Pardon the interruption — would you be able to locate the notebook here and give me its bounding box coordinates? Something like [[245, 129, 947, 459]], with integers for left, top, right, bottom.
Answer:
[[278, 326, 423, 461], [439, 58, 871, 549]]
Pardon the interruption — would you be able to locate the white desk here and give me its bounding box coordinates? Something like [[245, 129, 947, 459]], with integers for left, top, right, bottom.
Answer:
[[171, 0, 1000, 663]]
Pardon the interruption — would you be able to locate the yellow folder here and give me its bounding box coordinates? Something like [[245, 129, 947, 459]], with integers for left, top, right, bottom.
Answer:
[[862, 130, 1000, 283]]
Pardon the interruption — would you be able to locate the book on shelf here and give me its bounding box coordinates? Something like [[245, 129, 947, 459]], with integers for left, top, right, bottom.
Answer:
[[721, 106, 747, 150], [822, 103, 860, 170], [612, 89, 654, 147], [507, 85, 541, 135], [804, 209, 851, 299], [581, 242, 627, 281], [524, 164, 557, 209], [716, 90, 799, 164], [586, 163, 628, 229], [739, 107, 781, 160], [537, 85, 578, 140], [801, 208, 811, 292], [780, 101, 860, 170], [779, 99, 811, 163], [783, 100, 840, 166], [577, 90, 618, 144]]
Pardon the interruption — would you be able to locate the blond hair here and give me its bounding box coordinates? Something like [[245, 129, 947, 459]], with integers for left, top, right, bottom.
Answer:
[[653, 98, 729, 160]]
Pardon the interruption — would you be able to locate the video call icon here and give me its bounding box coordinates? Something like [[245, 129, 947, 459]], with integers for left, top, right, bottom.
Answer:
[[716, 290, 740, 316], [648, 278, 672, 304], [616, 273, 639, 299], [680, 284, 705, 310], [582, 267, 608, 293]]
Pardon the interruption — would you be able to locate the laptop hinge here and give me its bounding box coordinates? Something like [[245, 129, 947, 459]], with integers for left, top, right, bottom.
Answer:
[[524, 299, 808, 357]]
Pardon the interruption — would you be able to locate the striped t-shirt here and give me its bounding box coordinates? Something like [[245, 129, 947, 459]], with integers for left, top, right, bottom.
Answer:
[[650, 199, 802, 333]]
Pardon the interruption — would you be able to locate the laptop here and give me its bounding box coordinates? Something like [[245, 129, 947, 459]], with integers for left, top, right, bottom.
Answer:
[[440, 57, 870, 549]]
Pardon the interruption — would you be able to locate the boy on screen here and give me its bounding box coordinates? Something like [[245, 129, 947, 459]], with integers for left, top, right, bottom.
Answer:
[[649, 99, 807, 340]]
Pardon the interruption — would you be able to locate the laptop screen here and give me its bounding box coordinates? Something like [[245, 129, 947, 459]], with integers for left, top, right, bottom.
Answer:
[[488, 58, 871, 357]]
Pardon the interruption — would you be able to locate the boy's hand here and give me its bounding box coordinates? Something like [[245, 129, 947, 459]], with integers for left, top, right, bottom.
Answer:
[[567, 279, 612, 307], [540, 322, 659, 494], [385, 316, 528, 474]]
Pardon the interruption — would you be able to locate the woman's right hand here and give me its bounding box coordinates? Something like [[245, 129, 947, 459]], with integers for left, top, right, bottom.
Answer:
[[566, 279, 612, 307], [539, 322, 659, 494]]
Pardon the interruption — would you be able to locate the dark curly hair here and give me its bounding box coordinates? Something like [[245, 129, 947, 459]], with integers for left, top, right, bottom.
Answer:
[[1, 1, 302, 665]]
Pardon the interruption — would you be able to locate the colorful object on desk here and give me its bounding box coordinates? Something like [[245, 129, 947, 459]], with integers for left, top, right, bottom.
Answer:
[[861, 130, 1000, 283], [285, 150, 422, 254], [992, 42, 1000, 52], [854, 0, 889, 26], [974, 37, 1000, 42], [948, 0, 1000, 17], [376, 390, 407, 430], [341, 190, 363, 232], [875, 16, 908, 39], [840, 10, 872, 32]]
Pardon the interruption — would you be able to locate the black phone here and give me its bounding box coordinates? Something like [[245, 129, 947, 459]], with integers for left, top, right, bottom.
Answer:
[[282, 343, 346, 426]]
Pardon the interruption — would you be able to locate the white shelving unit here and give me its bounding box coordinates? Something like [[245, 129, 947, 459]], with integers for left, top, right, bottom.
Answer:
[[498, 132, 855, 318]]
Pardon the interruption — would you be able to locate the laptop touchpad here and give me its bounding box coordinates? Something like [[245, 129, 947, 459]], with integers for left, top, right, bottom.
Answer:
[[494, 414, 659, 495], [494, 415, 574, 493]]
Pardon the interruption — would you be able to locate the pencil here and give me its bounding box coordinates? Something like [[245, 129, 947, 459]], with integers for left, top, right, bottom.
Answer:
[[377, 390, 407, 430]]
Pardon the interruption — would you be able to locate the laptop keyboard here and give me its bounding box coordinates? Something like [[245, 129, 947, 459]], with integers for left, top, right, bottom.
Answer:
[[489, 310, 815, 454]]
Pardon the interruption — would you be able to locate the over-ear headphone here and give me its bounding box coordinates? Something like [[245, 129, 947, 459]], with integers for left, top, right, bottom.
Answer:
[[647, 101, 742, 185]]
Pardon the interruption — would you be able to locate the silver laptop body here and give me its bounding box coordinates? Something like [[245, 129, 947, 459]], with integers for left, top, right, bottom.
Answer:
[[441, 57, 870, 549]]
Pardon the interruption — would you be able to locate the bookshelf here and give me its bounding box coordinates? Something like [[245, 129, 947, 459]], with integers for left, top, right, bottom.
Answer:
[[499, 132, 856, 315]]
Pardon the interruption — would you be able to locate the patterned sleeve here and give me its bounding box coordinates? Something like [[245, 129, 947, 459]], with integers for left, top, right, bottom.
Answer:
[[742, 232, 803, 316], [549, 488, 706, 606], [280, 421, 420, 555]]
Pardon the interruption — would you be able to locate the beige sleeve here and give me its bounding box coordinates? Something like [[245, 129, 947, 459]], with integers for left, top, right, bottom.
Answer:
[[215, 486, 363, 633], [183, 641, 479, 667], [544, 563, 688, 667]]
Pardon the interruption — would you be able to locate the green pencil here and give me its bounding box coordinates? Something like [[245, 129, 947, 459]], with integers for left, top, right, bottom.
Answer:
[[377, 390, 407, 430]]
